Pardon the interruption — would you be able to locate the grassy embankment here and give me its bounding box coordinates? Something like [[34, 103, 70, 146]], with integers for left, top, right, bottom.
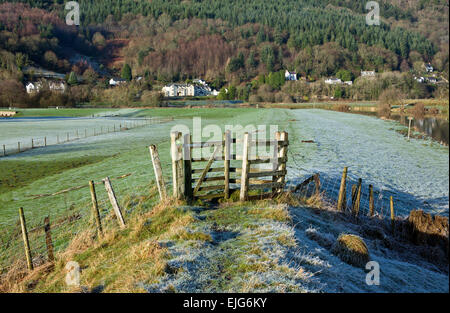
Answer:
[[5, 193, 314, 293]]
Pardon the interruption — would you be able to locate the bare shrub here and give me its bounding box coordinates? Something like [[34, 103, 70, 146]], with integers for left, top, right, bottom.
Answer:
[[141, 90, 163, 107], [378, 87, 404, 117], [248, 94, 262, 103], [411, 102, 425, 119]]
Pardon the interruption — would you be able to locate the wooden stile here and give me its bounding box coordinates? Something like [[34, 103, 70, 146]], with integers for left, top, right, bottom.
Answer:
[[103, 177, 126, 228]]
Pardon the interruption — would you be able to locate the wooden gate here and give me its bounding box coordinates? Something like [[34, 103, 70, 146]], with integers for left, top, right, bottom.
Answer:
[[171, 131, 288, 202]]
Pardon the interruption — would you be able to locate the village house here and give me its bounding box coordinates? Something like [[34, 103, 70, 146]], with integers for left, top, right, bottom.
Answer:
[[109, 78, 127, 86], [325, 77, 342, 85], [25, 81, 66, 94], [361, 70, 376, 78], [26, 82, 42, 94], [425, 63, 434, 73], [415, 76, 425, 83], [162, 83, 213, 97], [426, 76, 438, 84], [285, 70, 297, 81]]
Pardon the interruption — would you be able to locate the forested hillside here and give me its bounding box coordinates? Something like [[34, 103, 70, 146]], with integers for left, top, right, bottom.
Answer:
[[0, 0, 448, 106]]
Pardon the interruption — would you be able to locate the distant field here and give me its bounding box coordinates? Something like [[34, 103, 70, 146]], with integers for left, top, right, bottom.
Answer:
[[6, 108, 121, 118]]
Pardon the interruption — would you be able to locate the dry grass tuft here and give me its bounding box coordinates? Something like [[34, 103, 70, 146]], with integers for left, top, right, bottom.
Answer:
[[331, 234, 370, 268]]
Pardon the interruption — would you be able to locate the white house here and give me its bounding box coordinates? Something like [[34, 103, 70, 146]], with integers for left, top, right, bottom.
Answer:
[[109, 78, 127, 86], [425, 63, 434, 73], [415, 76, 425, 83], [26, 82, 43, 94], [285, 70, 297, 81], [162, 83, 214, 97], [344, 81, 353, 86], [48, 81, 66, 93], [26, 81, 66, 94], [324, 78, 342, 85], [361, 70, 376, 78]]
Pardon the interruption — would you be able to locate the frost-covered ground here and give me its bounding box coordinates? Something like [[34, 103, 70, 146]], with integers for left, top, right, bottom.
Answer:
[[142, 203, 448, 293], [284, 110, 449, 217], [288, 205, 448, 292]]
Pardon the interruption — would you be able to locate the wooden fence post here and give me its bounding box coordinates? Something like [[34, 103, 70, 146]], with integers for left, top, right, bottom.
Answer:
[[19, 207, 33, 270], [89, 181, 103, 236], [351, 184, 357, 213], [183, 134, 193, 202], [103, 177, 126, 228], [337, 167, 348, 211], [240, 132, 251, 201], [272, 131, 281, 195], [43, 216, 54, 262], [57, 135, 59, 144], [44, 137, 47, 147], [18, 142, 20, 153], [369, 185, 374, 217], [313, 173, 321, 196], [31, 139, 34, 149], [277, 132, 288, 193], [353, 178, 362, 217], [66, 133, 69, 142], [3, 144, 6, 156], [224, 131, 231, 199], [390, 196, 395, 231], [149, 145, 167, 201], [171, 132, 183, 198]]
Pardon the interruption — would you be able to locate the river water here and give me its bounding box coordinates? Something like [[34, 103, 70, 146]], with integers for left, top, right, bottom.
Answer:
[[393, 115, 449, 145], [286, 109, 449, 217]]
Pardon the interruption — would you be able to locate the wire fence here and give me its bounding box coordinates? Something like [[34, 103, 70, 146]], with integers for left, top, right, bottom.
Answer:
[[0, 117, 173, 158], [0, 168, 165, 274], [286, 151, 433, 219]]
